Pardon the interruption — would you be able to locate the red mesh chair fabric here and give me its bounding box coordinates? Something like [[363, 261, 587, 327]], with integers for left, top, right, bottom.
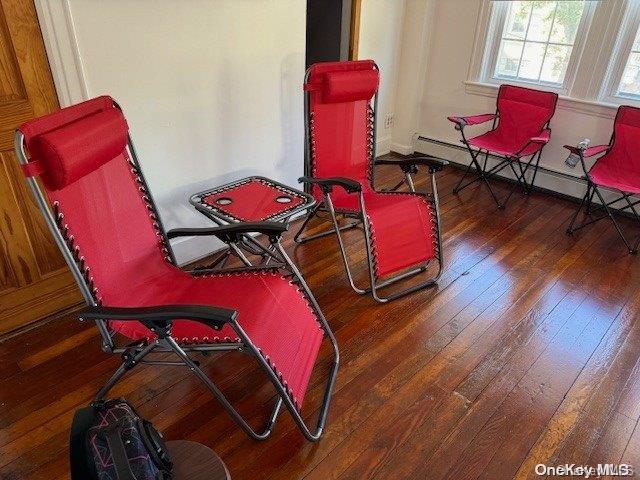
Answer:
[[200, 177, 306, 221], [20, 96, 323, 409], [307, 60, 437, 277], [588, 106, 640, 194], [468, 85, 558, 157]]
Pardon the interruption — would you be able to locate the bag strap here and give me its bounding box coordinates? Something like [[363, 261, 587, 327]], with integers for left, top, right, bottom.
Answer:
[[104, 423, 138, 480], [70, 406, 97, 480]]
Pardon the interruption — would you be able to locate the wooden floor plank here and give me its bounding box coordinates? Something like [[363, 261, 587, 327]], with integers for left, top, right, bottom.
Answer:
[[2, 161, 640, 479]]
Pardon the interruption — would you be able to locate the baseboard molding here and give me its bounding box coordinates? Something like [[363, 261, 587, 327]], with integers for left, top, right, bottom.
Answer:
[[414, 135, 637, 209], [390, 141, 414, 155], [377, 136, 391, 156]]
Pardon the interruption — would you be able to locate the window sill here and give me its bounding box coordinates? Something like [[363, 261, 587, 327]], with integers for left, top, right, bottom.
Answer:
[[464, 81, 618, 119]]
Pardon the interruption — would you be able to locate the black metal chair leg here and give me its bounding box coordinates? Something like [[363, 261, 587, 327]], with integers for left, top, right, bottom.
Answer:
[[530, 151, 542, 190], [566, 188, 590, 234], [294, 201, 323, 243], [452, 156, 478, 193], [592, 187, 635, 253]]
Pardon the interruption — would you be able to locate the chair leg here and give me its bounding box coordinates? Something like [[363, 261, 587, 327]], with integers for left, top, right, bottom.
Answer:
[[294, 201, 361, 244], [529, 150, 543, 190], [324, 194, 369, 294], [566, 187, 590, 235], [165, 336, 283, 441], [586, 185, 596, 215], [453, 146, 503, 207], [592, 187, 635, 254], [94, 341, 159, 401]]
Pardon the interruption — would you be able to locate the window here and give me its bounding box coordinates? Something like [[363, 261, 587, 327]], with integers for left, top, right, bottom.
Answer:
[[480, 1, 595, 91], [618, 29, 640, 97], [470, 0, 640, 108], [602, 0, 640, 102]]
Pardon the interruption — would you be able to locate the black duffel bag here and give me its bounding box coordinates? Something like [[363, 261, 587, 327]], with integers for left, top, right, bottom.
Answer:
[[70, 398, 173, 480]]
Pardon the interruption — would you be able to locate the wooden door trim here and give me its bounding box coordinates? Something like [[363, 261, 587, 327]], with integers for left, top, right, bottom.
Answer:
[[349, 0, 362, 60], [32, 0, 87, 106]]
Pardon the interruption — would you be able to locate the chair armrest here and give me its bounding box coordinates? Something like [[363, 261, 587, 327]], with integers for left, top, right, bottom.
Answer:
[[78, 304, 238, 332], [376, 155, 449, 173], [530, 129, 551, 144], [298, 176, 362, 194], [166, 222, 287, 243], [447, 113, 496, 127], [563, 144, 610, 158]]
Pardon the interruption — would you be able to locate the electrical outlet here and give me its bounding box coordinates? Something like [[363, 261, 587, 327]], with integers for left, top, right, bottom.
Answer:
[[384, 114, 394, 129]]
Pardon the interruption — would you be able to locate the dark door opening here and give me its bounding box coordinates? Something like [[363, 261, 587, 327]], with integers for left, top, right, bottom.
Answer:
[[306, 0, 356, 68]]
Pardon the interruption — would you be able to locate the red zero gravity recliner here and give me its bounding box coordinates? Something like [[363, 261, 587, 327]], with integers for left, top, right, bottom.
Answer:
[[566, 105, 640, 254], [448, 84, 558, 208], [15, 97, 338, 442], [296, 60, 448, 302]]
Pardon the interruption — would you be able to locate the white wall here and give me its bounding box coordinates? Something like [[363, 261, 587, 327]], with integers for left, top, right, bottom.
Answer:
[[58, 0, 306, 264], [358, 0, 407, 155], [392, 0, 622, 201]]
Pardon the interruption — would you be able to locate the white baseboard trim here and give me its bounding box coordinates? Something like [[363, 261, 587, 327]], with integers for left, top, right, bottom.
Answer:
[[377, 136, 391, 156], [390, 141, 414, 155]]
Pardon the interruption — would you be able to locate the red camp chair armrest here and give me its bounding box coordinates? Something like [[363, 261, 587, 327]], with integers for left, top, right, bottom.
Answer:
[[166, 222, 287, 243], [447, 113, 497, 128], [530, 129, 551, 144], [563, 144, 610, 158], [298, 176, 362, 194], [79, 304, 238, 333], [376, 155, 449, 173]]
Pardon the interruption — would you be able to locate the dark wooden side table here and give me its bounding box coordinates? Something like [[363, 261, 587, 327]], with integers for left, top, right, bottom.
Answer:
[[166, 440, 231, 480]]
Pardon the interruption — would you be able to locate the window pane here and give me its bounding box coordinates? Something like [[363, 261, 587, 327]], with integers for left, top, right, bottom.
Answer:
[[527, 2, 556, 42], [495, 40, 523, 77], [519, 42, 545, 80], [492, 0, 586, 86], [503, 2, 531, 40], [540, 45, 572, 83], [619, 52, 640, 97], [633, 28, 640, 51], [549, 1, 585, 44]]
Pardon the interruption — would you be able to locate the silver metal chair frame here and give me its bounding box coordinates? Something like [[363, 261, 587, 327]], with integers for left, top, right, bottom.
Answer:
[[14, 105, 339, 442], [295, 64, 444, 302]]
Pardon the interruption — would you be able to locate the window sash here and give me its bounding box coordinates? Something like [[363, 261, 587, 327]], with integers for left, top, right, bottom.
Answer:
[[600, 0, 640, 104], [481, 1, 596, 92]]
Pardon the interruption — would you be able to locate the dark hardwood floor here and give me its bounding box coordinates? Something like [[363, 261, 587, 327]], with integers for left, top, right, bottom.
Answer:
[[2, 160, 640, 479]]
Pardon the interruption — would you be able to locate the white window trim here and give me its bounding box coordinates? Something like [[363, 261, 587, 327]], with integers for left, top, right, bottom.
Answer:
[[476, 0, 597, 95], [464, 79, 618, 119], [599, 0, 640, 105]]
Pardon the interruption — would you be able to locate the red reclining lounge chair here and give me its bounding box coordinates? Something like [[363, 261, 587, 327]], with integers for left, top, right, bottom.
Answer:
[[566, 105, 640, 254], [448, 84, 558, 208], [296, 60, 448, 302], [15, 96, 338, 442]]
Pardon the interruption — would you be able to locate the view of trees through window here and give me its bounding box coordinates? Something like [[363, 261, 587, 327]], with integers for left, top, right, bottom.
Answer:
[[494, 1, 585, 85]]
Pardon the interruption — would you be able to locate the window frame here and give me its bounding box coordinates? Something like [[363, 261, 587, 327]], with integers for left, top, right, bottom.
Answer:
[[478, 0, 597, 94], [600, 0, 640, 105]]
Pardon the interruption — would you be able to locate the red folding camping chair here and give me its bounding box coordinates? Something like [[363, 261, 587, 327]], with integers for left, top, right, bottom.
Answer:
[[448, 84, 558, 208], [295, 60, 448, 302], [565, 105, 640, 254], [15, 96, 338, 442]]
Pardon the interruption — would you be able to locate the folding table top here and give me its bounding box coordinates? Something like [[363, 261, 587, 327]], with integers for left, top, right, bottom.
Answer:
[[190, 176, 314, 223]]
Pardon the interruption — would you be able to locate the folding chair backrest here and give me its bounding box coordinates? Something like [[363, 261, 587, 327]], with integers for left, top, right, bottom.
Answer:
[[603, 105, 640, 175], [305, 60, 379, 201], [495, 85, 558, 148], [18, 96, 172, 305]]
